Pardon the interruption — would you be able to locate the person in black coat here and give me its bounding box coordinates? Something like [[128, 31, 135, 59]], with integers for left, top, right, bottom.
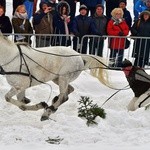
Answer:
[[0, 6, 12, 35], [131, 10, 150, 67], [72, 4, 97, 54], [89, 4, 108, 56]]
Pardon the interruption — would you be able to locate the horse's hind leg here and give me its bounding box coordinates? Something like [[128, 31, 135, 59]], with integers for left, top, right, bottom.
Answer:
[[5, 87, 48, 111], [41, 79, 74, 121], [17, 90, 31, 104], [52, 84, 74, 104]]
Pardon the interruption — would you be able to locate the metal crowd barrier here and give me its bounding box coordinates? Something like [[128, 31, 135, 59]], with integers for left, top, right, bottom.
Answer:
[[81, 35, 150, 69], [2, 33, 150, 69]]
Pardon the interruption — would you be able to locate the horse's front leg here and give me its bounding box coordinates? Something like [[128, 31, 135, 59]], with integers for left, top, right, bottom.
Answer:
[[5, 87, 48, 111]]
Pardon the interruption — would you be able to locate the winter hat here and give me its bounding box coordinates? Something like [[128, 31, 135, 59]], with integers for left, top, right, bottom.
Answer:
[[119, 0, 127, 5], [79, 4, 87, 11], [95, 4, 104, 10], [121, 59, 132, 68]]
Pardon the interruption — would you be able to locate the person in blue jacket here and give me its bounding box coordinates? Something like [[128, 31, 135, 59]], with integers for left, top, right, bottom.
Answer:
[[80, 0, 103, 16]]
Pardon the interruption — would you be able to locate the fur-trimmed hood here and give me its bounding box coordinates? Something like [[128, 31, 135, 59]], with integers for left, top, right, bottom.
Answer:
[[56, 1, 70, 16]]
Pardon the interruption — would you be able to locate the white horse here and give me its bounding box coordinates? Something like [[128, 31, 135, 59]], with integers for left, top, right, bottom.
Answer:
[[0, 34, 109, 121]]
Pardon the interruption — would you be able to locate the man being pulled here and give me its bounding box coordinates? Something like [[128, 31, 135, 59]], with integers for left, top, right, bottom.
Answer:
[[121, 59, 150, 111]]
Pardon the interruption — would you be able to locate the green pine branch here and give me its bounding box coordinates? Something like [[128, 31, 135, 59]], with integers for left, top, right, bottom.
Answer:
[[78, 96, 106, 126]]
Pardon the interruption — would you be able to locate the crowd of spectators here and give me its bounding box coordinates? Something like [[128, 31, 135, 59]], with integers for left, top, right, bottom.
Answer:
[[0, 0, 150, 67]]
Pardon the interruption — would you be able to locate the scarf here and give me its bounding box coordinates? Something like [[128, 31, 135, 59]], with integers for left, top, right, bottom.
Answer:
[[13, 12, 28, 20], [112, 17, 124, 25]]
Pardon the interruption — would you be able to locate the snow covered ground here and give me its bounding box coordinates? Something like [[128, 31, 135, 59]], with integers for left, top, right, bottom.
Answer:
[[1, 0, 150, 150]]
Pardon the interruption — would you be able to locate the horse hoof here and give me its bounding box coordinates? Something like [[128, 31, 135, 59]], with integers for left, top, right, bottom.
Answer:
[[41, 115, 49, 121], [19, 105, 26, 111]]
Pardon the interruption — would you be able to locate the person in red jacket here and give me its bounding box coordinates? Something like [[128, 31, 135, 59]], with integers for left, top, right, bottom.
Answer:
[[107, 8, 129, 67]]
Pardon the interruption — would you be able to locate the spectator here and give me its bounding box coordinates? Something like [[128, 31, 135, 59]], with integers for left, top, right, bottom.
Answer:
[[107, 8, 129, 67], [119, 0, 132, 29], [13, 0, 24, 15], [52, 1, 71, 46], [121, 59, 150, 111], [89, 4, 108, 56], [105, 0, 120, 19], [12, 5, 33, 45], [0, 0, 6, 13], [23, 0, 34, 19], [131, 10, 150, 67], [72, 4, 97, 54], [80, 0, 102, 16], [0, 6, 12, 35], [32, 2, 53, 47]]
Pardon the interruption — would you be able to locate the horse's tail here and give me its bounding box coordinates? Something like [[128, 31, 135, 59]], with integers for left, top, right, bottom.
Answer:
[[81, 54, 110, 86]]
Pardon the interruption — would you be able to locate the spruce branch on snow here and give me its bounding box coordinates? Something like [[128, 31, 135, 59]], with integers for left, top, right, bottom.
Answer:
[[78, 96, 106, 126]]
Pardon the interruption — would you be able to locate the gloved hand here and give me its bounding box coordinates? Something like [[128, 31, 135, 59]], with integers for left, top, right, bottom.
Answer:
[[118, 31, 124, 36]]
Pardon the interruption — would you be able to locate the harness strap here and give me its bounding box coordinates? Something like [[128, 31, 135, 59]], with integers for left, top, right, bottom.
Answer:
[[138, 94, 150, 108], [17, 44, 32, 86], [0, 68, 46, 85]]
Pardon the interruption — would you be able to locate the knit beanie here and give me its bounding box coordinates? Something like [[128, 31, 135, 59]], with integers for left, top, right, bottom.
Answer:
[[79, 4, 87, 11]]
